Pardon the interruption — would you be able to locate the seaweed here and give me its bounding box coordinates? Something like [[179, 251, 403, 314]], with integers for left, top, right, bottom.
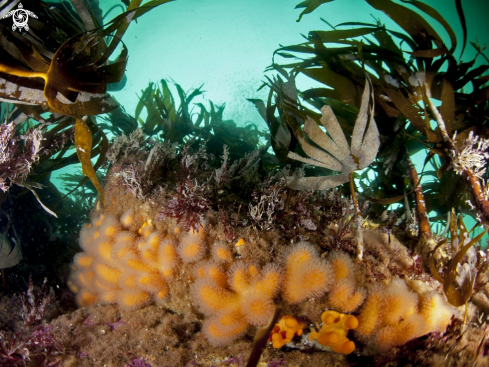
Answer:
[[0, 0, 174, 205], [261, 0, 489, 245], [134, 79, 267, 161], [430, 209, 489, 323]]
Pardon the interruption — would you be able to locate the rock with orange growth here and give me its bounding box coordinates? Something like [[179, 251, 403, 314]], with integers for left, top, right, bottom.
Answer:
[[310, 310, 358, 355], [70, 209, 456, 353], [269, 315, 307, 348]]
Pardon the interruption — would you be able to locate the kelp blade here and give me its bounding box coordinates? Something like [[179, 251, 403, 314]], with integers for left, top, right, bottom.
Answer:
[[75, 118, 105, 206]]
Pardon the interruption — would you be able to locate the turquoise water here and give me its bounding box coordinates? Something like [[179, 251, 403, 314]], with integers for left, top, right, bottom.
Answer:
[[102, 0, 489, 129]]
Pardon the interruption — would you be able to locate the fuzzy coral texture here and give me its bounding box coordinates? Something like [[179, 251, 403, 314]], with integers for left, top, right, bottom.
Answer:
[[68, 191, 456, 360]]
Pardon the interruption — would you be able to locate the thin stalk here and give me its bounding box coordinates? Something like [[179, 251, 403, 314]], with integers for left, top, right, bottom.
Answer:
[[350, 172, 363, 260], [406, 153, 431, 239]]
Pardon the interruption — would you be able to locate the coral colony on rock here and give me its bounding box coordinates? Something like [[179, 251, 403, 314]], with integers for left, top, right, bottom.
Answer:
[[1, 0, 489, 366]]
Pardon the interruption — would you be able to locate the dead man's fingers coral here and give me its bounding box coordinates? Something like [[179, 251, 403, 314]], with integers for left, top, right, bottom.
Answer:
[[355, 283, 385, 338], [240, 290, 276, 326], [328, 278, 366, 313], [418, 291, 455, 334], [192, 278, 239, 315], [202, 309, 249, 347], [178, 229, 206, 263], [211, 241, 234, 263], [329, 251, 356, 282], [382, 278, 418, 326], [194, 260, 228, 288], [284, 243, 332, 304]]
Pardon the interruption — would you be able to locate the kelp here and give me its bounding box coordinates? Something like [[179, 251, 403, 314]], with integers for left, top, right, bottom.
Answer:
[[99, 105, 139, 136], [245, 308, 281, 367], [286, 78, 379, 259], [430, 209, 489, 323], [248, 71, 297, 165], [295, 0, 334, 22], [0, 0, 174, 205], [267, 0, 489, 226], [134, 79, 267, 161], [135, 79, 204, 141], [286, 79, 379, 190]]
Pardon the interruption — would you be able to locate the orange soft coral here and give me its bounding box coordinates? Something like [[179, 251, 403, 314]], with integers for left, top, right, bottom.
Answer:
[[283, 242, 332, 304], [310, 310, 358, 354], [69, 212, 180, 311], [71, 211, 455, 352], [192, 261, 282, 345]]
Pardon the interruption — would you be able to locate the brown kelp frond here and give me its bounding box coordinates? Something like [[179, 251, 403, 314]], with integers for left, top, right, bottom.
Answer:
[[248, 73, 294, 165], [295, 0, 334, 22], [286, 78, 379, 191], [0, 0, 174, 206], [429, 209, 489, 323], [245, 307, 281, 367]]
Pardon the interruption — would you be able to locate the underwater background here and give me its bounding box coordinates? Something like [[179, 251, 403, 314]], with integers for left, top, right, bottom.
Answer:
[[1, 0, 489, 366]]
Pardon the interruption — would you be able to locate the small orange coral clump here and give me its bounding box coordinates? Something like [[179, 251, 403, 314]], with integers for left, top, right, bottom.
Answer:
[[376, 314, 425, 351], [211, 241, 233, 263], [269, 315, 307, 348], [192, 261, 282, 346], [202, 309, 249, 347], [329, 278, 366, 313], [382, 278, 418, 326], [354, 277, 455, 351], [178, 227, 206, 263], [68, 212, 192, 311], [418, 291, 454, 334], [283, 242, 332, 304], [329, 252, 356, 281], [355, 283, 385, 338], [310, 310, 358, 354], [120, 209, 135, 228]]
